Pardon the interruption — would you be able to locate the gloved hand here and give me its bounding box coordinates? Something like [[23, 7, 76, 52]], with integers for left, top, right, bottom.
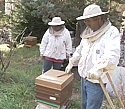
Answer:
[[86, 67, 103, 80], [65, 63, 73, 73], [95, 58, 109, 69], [65, 57, 77, 73]]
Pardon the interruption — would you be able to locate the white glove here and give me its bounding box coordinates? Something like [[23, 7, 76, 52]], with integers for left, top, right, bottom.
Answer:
[[95, 58, 109, 69], [65, 63, 73, 73], [65, 57, 78, 73], [86, 67, 103, 80]]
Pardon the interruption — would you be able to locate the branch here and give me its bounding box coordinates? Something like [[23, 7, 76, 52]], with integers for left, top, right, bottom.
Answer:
[[15, 27, 27, 41], [0, 27, 28, 72]]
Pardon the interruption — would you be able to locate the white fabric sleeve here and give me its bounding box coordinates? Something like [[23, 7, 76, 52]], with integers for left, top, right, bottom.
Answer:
[[39, 29, 49, 55], [65, 29, 72, 56], [69, 41, 83, 65]]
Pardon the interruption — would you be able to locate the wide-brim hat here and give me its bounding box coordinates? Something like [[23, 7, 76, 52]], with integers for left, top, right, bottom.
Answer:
[[76, 4, 109, 20], [48, 17, 65, 26]]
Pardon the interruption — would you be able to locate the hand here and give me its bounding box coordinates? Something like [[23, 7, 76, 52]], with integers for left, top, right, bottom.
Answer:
[[66, 56, 69, 60], [65, 56, 78, 73], [65, 63, 73, 73], [40, 54, 43, 60], [86, 68, 103, 80], [95, 58, 109, 69]]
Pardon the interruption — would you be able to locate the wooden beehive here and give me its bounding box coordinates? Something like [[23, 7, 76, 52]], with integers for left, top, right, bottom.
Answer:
[[24, 36, 37, 47], [35, 69, 74, 107]]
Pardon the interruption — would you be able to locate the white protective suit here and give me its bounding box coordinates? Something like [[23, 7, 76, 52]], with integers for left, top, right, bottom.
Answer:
[[39, 27, 72, 60], [68, 21, 120, 83]]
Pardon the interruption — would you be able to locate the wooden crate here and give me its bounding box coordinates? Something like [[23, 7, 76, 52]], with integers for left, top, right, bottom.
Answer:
[[35, 69, 74, 107], [24, 36, 37, 47]]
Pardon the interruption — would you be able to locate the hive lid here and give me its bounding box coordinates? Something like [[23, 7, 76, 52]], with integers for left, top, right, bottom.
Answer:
[[24, 36, 37, 41], [35, 69, 74, 90]]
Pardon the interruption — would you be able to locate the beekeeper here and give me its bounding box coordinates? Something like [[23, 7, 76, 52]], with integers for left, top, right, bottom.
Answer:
[[40, 17, 72, 73], [65, 4, 120, 109]]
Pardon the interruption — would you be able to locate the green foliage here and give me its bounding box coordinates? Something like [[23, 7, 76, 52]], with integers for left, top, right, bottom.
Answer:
[[0, 83, 35, 109], [7, 0, 125, 42], [0, 45, 41, 109], [8, 1, 47, 42], [113, 0, 125, 4]]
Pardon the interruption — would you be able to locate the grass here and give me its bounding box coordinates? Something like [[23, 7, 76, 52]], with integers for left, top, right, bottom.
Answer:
[[0, 44, 41, 109], [0, 44, 123, 109]]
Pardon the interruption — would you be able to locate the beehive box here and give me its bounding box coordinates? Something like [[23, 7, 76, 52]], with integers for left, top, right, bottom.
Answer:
[[35, 69, 74, 107], [24, 36, 37, 47]]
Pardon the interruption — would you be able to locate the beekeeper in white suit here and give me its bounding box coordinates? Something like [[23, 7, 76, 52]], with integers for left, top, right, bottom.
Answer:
[[40, 17, 72, 73], [65, 4, 120, 109]]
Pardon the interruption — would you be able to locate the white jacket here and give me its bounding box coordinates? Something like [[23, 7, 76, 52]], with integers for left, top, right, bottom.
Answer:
[[72, 25, 120, 83], [39, 28, 72, 60]]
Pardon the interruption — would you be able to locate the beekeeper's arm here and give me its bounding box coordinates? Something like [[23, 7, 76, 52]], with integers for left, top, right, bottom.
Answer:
[[87, 33, 120, 80], [65, 41, 82, 73], [39, 30, 49, 59]]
